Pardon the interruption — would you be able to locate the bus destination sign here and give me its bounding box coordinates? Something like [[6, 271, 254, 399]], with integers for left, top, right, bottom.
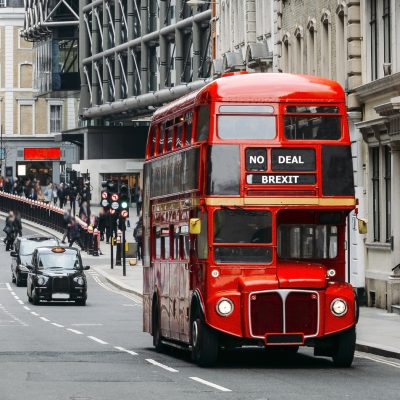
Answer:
[[247, 174, 316, 185], [271, 148, 315, 171]]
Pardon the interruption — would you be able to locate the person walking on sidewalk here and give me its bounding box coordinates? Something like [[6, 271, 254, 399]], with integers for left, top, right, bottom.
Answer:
[[136, 188, 142, 217], [14, 211, 22, 237], [133, 218, 143, 261], [61, 209, 72, 244], [105, 210, 117, 244], [68, 218, 84, 249], [3, 211, 16, 251], [98, 209, 106, 241]]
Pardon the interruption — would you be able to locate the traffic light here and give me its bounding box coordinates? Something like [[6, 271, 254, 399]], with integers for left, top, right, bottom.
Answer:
[[119, 184, 129, 218]]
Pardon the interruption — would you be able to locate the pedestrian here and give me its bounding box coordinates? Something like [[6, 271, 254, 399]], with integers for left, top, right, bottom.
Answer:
[[79, 200, 89, 224], [4, 178, 11, 193], [58, 183, 65, 208], [14, 211, 22, 237], [52, 183, 58, 206], [36, 185, 45, 202], [136, 188, 143, 217], [133, 218, 143, 261], [98, 209, 106, 241], [68, 217, 84, 249], [3, 211, 16, 251], [61, 209, 72, 244], [68, 184, 77, 216], [44, 183, 53, 204], [105, 210, 117, 243]]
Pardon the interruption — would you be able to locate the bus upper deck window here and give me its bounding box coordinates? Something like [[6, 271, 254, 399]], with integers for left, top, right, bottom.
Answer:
[[176, 124, 184, 148], [158, 126, 165, 154], [185, 112, 193, 146], [149, 127, 157, 156], [218, 115, 276, 140], [166, 128, 173, 151], [196, 106, 210, 142], [284, 106, 341, 140]]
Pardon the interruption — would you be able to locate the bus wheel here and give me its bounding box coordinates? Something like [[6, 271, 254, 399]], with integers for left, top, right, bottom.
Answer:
[[152, 301, 164, 352], [332, 326, 356, 367], [191, 317, 218, 367]]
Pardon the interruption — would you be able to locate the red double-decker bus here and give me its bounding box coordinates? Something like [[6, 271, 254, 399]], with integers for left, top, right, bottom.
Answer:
[[142, 73, 357, 367]]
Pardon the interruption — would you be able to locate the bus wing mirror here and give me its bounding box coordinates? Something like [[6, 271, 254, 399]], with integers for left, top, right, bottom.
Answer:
[[358, 218, 367, 234], [189, 218, 201, 235]]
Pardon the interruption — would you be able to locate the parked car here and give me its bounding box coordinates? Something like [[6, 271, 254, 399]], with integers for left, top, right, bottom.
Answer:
[[27, 246, 89, 305], [11, 235, 59, 287]]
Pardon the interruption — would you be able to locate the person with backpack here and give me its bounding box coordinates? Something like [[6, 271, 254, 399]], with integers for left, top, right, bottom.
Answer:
[[4, 211, 16, 251], [133, 218, 143, 261]]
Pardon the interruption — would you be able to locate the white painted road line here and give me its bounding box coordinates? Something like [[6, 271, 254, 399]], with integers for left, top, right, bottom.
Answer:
[[6, 283, 11, 290], [356, 352, 400, 369], [23, 306, 30, 311], [11, 291, 16, 295], [17, 300, 24, 305], [114, 346, 138, 356], [31, 311, 39, 316], [87, 336, 108, 345], [51, 323, 64, 328], [67, 328, 83, 335], [71, 323, 103, 327], [145, 359, 178, 373], [40, 317, 50, 322], [189, 377, 232, 392]]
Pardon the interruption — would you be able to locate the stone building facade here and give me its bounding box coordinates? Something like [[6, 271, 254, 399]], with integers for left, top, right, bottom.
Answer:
[[354, 0, 400, 311], [0, 3, 78, 185], [214, 0, 274, 73]]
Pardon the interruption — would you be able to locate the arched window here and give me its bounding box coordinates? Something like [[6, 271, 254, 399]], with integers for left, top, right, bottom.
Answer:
[[321, 11, 331, 77], [336, 3, 347, 87], [281, 33, 290, 72], [294, 27, 303, 73], [306, 19, 317, 75]]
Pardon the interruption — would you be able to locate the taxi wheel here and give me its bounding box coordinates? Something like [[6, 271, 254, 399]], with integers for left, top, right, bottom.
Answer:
[[332, 326, 356, 368], [11, 271, 16, 283], [75, 299, 86, 306], [32, 290, 40, 306], [15, 273, 22, 287], [191, 317, 219, 367]]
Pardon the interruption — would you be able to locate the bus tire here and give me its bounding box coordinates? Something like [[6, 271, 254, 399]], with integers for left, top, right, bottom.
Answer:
[[332, 326, 356, 368], [191, 317, 219, 367], [152, 300, 165, 352]]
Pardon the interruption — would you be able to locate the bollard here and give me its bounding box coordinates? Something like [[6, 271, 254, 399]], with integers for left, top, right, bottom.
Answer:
[[115, 230, 122, 266], [93, 228, 100, 256]]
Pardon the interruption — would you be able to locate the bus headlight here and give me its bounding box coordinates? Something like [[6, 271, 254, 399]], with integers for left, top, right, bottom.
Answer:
[[216, 298, 234, 316], [330, 298, 347, 316]]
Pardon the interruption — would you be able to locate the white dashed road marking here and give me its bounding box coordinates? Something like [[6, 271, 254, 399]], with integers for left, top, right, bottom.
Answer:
[[17, 300, 24, 305], [40, 317, 50, 322], [31, 311, 39, 316], [189, 377, 232, 392], [67, 328, 83, 335], [23, 306, 30, 311], [87, 336, 108, 345], [6, 283, 12, 290], [114, 346, 138, 356], [51, 323, 64, 328], [145, 359, 178, 373]]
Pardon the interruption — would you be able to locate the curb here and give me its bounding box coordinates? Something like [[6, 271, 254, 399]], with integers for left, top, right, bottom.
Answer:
[[92, 264, 143, 299], [356, 342, 400, 360]]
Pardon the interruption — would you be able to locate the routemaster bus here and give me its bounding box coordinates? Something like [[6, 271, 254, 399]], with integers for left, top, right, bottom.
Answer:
[[142, 73, 358, 367]]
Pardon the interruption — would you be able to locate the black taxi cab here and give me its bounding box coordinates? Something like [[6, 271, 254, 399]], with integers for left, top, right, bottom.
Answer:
[[26, 246, 90, 306]]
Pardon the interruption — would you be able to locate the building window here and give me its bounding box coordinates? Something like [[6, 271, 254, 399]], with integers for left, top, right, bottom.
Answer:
[[49, 104, 62, 133], [336, 6, 347, 87], [0, 1, 6, 7], [282, 34, 290, 72], [384, 146, 391, 242], [372, 147, 380, 242], [383, 0, 391, 64], [306, 23, 316, 75], [294, 27, 303, 73], [321, 12, 331, 77], [370, 0, 378, 80]]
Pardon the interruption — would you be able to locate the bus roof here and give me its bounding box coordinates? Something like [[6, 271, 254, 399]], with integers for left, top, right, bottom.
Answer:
[[153, 73, 345, 121]]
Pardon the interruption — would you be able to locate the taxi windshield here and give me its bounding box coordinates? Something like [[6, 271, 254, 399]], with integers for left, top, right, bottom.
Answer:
[[20, 239, 58, 256], [37, 250, 81, 270]]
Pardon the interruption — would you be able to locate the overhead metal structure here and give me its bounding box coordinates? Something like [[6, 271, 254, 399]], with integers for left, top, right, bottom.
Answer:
[[79, 0, 212, 121]]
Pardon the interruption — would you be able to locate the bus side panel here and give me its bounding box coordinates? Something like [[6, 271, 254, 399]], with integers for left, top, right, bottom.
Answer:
[[169, 262, 180, 340], [179, 261, 191, 343], [143, 262, 154, 334]]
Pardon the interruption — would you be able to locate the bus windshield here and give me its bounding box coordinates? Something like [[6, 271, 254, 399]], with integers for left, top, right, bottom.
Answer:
[[213, 209, 272, 264], [277, 224, 338, 259]]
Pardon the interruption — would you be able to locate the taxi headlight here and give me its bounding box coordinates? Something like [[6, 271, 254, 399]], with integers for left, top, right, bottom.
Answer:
[[216, 298, 234, 316], [74, 277, 85, 286], [37, 276, 47, 286], [330, 298, 348, 316]]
